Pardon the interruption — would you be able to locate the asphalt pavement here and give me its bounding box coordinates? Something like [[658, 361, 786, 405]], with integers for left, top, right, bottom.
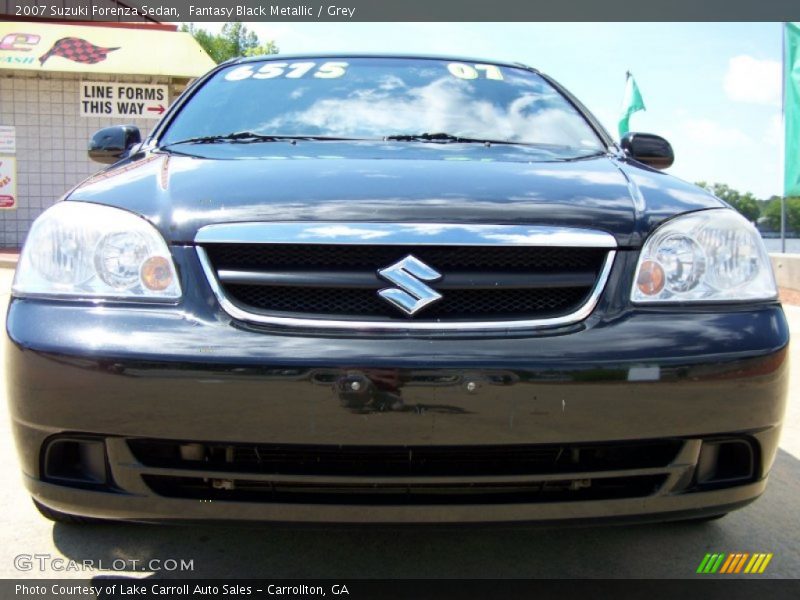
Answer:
[[0, 266, 797, 579]]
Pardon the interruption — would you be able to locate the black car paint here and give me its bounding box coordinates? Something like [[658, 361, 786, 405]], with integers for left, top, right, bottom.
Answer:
[[67, 143, 722, 248]]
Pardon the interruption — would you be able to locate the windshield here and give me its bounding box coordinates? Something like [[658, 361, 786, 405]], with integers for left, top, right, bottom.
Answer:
[[160, 57, 605, 155]]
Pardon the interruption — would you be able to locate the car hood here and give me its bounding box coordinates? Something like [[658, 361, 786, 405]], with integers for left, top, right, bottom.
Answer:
[[66, 142, 724, 246]]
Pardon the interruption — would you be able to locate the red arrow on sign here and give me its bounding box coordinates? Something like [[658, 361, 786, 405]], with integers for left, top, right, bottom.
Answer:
[[147, 104, 165, 115]]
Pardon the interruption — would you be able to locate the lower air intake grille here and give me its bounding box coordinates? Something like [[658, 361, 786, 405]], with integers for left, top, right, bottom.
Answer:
[[128, 439, 682, 477], [142, 474, 667, 505], [131, 440, 680, 506]]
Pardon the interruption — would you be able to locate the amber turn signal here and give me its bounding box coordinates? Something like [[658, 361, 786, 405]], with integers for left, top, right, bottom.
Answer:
[[141, 256, 173, 291], [637, 260, 665, 296]]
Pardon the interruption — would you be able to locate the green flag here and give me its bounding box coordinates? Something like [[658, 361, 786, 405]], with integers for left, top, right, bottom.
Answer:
[[785, 22, 800, 196], [618, 71, 646, 138]]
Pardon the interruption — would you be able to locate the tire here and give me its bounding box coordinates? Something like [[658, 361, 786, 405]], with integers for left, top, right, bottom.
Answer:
[[32, 499, 103, 525]]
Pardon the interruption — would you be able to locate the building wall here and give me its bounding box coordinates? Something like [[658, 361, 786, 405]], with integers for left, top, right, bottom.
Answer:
[[0, 70, 175, 247], [771, 254, 800, 292]]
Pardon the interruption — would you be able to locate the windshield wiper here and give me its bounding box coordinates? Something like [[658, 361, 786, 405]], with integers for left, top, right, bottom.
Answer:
[[384, 132, 520, 146], [159, 132, 359, 149], [386, 134, 609, 159]]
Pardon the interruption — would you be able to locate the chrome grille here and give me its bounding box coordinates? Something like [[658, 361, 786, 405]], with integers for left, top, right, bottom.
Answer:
[[223, 283, 593, 319], [206, 243, 607, 271], [195, 223, 617, 331]]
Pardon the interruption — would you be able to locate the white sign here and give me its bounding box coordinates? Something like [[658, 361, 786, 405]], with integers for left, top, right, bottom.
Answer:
[[0, 126, 15, 153], [80, 81, 169, 119], [0, 156, 16, 210]]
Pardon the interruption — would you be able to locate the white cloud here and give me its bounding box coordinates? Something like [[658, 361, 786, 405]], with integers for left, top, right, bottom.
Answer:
[[260, 77, 602, 148], [764, 113, 783, 147], [724, 55, 781, 106], [680, 118, 751, 146]]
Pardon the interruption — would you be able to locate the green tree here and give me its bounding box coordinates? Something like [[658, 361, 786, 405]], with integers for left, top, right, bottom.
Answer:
[[695, 181, 760, 223], [764, 197, 800, 233], [181, 23, 278, 63]]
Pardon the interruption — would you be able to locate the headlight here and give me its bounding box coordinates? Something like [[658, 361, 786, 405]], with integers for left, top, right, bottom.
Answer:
[[13, 202, 181, 301], [632, 209, 776, 303]]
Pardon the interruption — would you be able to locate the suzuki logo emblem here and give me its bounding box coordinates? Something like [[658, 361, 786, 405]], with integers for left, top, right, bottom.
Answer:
[[377, 255, 443, 316]]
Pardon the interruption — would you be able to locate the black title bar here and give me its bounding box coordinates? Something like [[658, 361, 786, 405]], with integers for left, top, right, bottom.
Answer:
[[2, 0, 800, 22], [3, 579, 800, 600]]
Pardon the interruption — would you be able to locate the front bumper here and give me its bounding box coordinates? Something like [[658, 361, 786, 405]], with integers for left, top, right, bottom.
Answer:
[[5, 293, 790, 523]]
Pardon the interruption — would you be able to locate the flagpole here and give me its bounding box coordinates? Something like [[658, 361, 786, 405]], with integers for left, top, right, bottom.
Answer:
[[781, 23, 786, 254]]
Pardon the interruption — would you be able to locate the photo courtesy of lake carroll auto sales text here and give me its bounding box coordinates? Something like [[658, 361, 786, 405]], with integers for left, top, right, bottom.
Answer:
[[14, 583, 351, 596], [0, 0, 798, 597]]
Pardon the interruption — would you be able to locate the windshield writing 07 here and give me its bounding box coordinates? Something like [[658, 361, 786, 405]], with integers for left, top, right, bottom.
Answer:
[[160, 57, 605, 155]]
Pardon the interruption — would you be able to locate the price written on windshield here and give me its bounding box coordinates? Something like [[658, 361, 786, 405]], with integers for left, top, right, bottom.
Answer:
[[223, 61, 507, 83], [447, 63, 504, 80], [225, 61, 349, 81]]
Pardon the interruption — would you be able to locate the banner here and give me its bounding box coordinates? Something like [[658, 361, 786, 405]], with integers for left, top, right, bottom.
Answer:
[[785, 22, 800, 196], [0, 22, 214, 77], [618, 71, 646, 137]]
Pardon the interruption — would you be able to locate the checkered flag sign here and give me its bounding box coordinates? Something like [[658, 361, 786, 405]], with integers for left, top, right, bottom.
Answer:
[[39, 37, 119, 66]]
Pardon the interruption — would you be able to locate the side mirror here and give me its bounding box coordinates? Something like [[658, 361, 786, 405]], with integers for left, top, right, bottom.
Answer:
[[88, 125, 141, 164], [620, 132, 674, 170]]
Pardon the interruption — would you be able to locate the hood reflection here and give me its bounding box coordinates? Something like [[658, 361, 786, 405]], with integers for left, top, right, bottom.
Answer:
[[311, 368, 475, 415]]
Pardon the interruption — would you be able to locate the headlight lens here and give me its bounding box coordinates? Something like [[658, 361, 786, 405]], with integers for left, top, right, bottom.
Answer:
[[13, 202, 181, 301], [632, 209, 776, 303]]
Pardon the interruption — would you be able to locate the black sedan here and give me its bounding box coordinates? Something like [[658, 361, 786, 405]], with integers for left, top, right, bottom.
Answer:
[[5, 55, 788, 524]]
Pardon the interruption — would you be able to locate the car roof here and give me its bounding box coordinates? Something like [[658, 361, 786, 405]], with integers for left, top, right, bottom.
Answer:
[[225, 53, 538, 72]]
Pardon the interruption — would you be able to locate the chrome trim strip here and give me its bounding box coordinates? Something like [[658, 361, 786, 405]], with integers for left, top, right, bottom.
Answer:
[[130, 464, 682, 486], [196, 246, 617, 332], [216, 268, 599, 290], [195, 222, 618, 248]]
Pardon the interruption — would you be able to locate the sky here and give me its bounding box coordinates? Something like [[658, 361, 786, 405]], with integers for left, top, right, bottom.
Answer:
[[192, 22, 784, 199]]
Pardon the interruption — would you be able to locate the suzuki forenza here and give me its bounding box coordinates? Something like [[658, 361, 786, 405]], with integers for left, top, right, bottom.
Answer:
[[6, 55, 789, 524]]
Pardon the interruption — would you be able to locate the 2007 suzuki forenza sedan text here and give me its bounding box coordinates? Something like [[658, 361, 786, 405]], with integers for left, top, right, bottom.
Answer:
[[6, 55, 789, 524]]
